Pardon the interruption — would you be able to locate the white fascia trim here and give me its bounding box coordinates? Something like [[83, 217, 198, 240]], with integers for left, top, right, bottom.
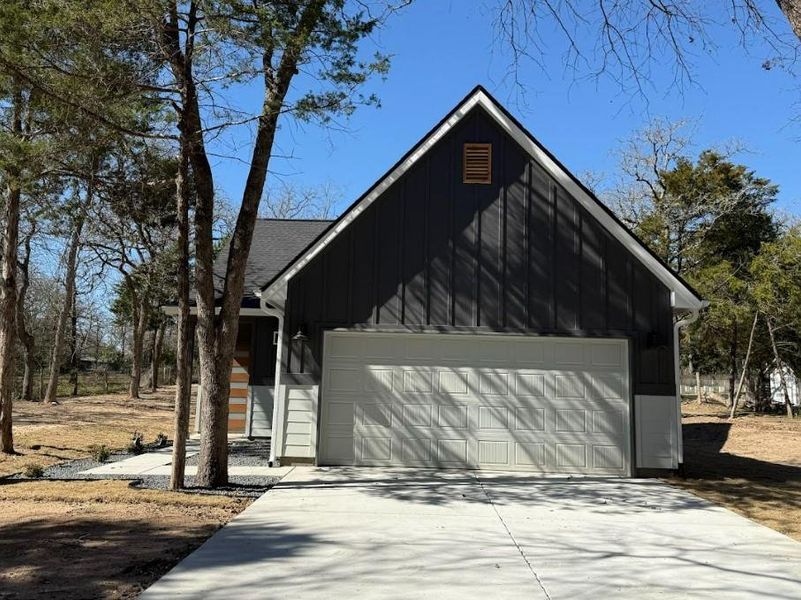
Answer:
[[160, 306, 266, 317], [261, 89, 703, 311]]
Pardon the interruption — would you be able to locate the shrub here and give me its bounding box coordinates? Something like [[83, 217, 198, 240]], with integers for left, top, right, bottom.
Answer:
[[88, 444, 111, 463], [127, 431, 144, 455], [24, 464, 44, 478]]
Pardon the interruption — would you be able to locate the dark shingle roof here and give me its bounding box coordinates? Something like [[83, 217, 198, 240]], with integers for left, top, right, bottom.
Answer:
[[211, 218, 332, 306]]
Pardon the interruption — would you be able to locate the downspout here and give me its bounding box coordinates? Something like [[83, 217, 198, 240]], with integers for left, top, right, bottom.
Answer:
[[257, 290, 284, 467], [673, 304, 704, 467]]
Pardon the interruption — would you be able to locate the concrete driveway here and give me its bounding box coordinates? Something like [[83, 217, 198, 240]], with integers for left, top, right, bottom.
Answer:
[[143, 467, 801, 599]]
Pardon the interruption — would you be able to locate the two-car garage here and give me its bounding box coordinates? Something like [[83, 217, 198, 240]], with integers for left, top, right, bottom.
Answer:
[[319, 332, 631, 476]]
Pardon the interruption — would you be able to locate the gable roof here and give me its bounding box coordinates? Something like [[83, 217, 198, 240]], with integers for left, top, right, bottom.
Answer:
[[213, 218, 331, 306], [259, 85, 704, 312]]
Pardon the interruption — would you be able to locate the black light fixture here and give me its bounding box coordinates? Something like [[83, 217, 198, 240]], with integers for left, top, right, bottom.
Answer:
[[292, 326, 309, 373]]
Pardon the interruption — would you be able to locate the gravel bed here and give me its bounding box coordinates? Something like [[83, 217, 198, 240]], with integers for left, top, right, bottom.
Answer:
[[186, 440, 271, 466], [6, 440, 280, 498], [130, 475, 281, 497]]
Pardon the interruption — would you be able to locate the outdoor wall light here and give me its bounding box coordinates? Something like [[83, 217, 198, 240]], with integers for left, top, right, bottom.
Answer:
[[292, 326, 309, 373]]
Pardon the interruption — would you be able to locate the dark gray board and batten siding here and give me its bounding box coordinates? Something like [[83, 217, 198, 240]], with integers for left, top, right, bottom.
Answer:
[[284, 106, 674, 396]]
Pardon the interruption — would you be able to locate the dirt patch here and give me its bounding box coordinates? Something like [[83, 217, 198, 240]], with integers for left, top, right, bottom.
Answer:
[[0, 480, 250, 599], [682, 401, 801, 466], [0, 388, 240, 599], [671, 399, 801, 542], [0, 388, 185, 477]]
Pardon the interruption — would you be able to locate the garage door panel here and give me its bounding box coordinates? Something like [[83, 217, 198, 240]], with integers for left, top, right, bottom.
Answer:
[[478, 405, 510, 430], [515, 442, 547, 467], [360, 403, 392, 428], [553, 342, 586, 366], [593, 444, 625, 470], [401, 369, 434, 393], [437, 370, 471, 395], [400, 437, 433, 463], [321, 333, 629, 475], [478, 371, 510, 395], [514, 407, 546, 431], [361, 436, 392, 462], [324, 435, 355, 462], [437, 439, 470, 465], [554, 408, 588, 433], [437, 404, 469, 428], [478, 440, 510, 466], [364, 368, 394, 393], [515, 373, 546, 397]]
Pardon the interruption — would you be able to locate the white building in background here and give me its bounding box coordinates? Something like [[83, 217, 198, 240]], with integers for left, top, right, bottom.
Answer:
[[770, 366, 800, 407]]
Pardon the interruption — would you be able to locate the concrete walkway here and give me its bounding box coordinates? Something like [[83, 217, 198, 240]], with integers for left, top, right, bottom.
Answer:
[[142, 467, 801, 599], [78, 443, 200, 476], [77, 443, 289, 478]]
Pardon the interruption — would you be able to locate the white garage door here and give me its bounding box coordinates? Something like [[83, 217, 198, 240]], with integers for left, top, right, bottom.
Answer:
[[320, 332, 630, 475]]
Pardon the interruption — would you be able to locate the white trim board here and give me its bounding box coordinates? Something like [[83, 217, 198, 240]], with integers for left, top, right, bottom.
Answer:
[[261, 86, 703, 312]]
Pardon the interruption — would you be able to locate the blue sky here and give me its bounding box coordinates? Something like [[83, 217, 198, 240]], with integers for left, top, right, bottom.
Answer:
[[210, 2, 801, 218]]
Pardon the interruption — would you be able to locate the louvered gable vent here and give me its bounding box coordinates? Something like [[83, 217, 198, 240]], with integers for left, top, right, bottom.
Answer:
[[463, 143, 492, 184]]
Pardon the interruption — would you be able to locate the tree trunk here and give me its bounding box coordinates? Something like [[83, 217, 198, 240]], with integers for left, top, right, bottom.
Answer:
[[695, 370, 702, 404], [163, 0, 325, 487], [777, 1, 801, 43], [170, 136, 194, 491], [0, 88, 22, 453], [129, 295, 148, 399], [16, 222, 36, 401], [766, 317, 794, 418], [730, 311, 759, 419], [43, 217, 84, 405], [150, 323, 164, 392], [69, 287, 79, 397], [728, 322, 738, 408]]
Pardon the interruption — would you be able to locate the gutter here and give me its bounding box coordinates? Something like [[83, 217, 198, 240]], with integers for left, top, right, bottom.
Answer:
[[673, 302, 706, 466], [256, 290, 284, 467]]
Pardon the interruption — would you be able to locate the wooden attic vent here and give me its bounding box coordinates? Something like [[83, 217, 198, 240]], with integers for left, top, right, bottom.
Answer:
[[463, 143, 492, 184]]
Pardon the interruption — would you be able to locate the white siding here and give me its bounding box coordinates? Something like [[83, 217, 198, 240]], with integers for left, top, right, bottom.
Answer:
[[250, 385, 274, 437], [280, 385, 318, 458], [635, 395, 679, 469]]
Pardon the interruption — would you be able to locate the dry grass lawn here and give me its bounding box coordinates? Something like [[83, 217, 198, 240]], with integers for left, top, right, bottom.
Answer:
[[0, 389, 180, 477], [671, 399, 801, 542], [0, 386, 255, 600], [0, 480, 250, 599]]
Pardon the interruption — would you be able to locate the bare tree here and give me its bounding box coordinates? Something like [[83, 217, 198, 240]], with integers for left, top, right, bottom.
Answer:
[[170, 137, 193, 491], [730, 310, 759, 418], [44, 210, 85, 404], [493, 1, 800, 100], [16, 218, 36, 401], [260, 181, 340, 220]]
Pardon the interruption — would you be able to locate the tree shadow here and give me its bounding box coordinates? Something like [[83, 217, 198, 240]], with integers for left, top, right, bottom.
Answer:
[[0, 514, 319, 600], [275, 466, 713, 515], [681, 421, 801, 483]]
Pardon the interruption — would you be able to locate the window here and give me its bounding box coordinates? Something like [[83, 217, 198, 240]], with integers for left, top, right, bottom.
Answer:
[[463, 143, 492, 184]]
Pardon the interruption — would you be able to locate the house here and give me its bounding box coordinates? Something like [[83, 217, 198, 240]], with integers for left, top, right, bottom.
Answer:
[[189, 86, 706, 476], [770, 366, 800, 407]]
